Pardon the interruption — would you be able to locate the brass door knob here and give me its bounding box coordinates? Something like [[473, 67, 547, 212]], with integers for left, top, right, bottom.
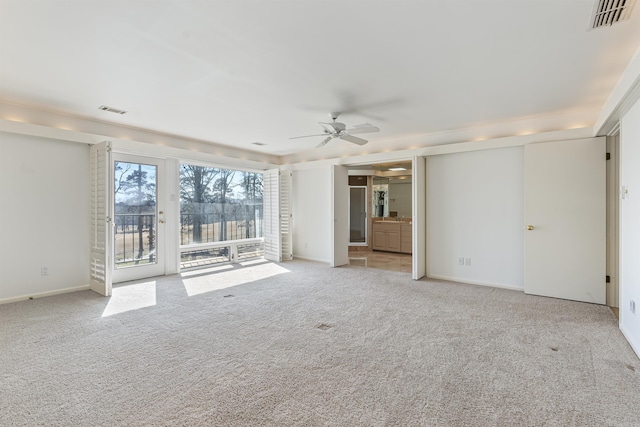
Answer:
[[159, 220, 165, 224], [526, 225, 534, 231]]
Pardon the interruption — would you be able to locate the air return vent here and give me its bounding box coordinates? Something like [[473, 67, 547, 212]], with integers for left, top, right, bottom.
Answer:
[[590, 0, 636, 29], [98, 105, 127, 115]]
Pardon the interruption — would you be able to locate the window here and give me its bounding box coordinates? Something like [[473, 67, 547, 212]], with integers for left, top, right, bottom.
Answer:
[[179, 164, 263, 245]]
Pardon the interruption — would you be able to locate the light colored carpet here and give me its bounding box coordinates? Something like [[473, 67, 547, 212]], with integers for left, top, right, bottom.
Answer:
[[1, 259, 639, 426]]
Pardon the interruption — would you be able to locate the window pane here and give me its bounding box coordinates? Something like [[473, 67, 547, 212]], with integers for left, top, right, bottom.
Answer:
[[179, 165, 263, 245]]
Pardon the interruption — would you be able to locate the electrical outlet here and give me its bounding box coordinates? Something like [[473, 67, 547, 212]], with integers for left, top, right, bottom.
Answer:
[[631, 300, 636, 315], [458, 257, 464, 266], [41, 266, 49, 276], [465, 258, 471, 266]]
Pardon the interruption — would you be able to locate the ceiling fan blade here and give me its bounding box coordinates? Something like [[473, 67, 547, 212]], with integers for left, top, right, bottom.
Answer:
[[346, 123, 380, 135], [316, 136, 333, 148], [290, 133, 328, 140], [339, 134, 368, 145]]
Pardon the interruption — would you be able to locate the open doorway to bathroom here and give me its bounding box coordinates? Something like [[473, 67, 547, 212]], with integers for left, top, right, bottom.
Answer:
[[347, 162, 413, 273]]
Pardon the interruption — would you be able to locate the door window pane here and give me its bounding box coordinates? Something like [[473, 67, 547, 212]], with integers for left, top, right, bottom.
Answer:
[[114, 162, 157, 268]]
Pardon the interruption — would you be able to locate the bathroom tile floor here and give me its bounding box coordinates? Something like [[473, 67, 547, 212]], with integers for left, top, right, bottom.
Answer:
[[348, 250, 412, 273]]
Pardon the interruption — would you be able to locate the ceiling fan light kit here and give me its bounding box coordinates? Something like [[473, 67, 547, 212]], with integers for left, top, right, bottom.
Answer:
[[290, 112, 380, 148]]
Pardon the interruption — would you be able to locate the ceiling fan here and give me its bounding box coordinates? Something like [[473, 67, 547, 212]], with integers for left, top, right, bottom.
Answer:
[[290, 112, 380, 148]]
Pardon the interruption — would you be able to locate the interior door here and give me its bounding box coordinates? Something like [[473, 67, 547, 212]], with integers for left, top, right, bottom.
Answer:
[[331, 165, 349, 267], [112, 154, 166, 283], [524, 138, 606, 304]]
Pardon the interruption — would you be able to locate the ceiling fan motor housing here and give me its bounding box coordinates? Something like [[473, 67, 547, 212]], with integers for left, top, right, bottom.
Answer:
[[333, 122, 346, 132]]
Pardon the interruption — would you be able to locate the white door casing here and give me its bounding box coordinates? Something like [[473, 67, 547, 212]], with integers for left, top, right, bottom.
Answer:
[[524, 138, 606, 304]]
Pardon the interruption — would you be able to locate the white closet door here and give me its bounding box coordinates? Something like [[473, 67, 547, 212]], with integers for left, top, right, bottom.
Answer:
[[89, 141, 113, 296], [524, 138, 606, 304], [263, 169, 281, 262], [331, 165, 349, 267]]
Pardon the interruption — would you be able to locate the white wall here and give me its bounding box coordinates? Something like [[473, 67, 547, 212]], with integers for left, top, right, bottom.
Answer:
[[292, 168, 331, 263], [426, 147, 524, 289], [0, 132, 90, 302], [620, 97, 640, 356], [388, 182, 412, 218]]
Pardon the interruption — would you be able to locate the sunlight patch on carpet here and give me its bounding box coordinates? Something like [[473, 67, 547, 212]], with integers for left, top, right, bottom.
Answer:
[[181, 262, 291, 296], [180, 264, 234, 278], [102, 281, 157, 317]]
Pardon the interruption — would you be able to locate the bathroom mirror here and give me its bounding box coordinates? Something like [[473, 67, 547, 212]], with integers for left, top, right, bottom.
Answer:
[[372, 175, 412, 218], [372, 176, 389, 217]]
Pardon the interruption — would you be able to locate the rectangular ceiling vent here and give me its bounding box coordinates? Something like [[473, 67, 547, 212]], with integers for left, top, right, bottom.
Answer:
[[98, 105, 127, 115], [590, 0, 636, 29]]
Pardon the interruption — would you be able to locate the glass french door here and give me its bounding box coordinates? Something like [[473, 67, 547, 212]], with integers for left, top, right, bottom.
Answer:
[[112, 154, 165, 283]]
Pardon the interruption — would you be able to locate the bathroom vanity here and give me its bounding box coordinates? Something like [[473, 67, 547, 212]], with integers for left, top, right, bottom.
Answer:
[[372, 220, 412, 254]]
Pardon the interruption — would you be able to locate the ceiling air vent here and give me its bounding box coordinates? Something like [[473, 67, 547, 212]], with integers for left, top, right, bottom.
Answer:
[[98, 105, 127, 115], [590, 0, 636, 29]]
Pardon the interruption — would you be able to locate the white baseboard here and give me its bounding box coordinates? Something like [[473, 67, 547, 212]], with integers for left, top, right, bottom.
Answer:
[[620, 323, 640, 360], [292, 255, 329, 264], [426, 274, 524, 292], [0, 285, 91, 305]]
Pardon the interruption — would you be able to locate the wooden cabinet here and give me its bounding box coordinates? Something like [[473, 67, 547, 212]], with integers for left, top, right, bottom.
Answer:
[[373, 230, 387, 250], [372, 222, 411, 254], [401, 223, 412, 254]]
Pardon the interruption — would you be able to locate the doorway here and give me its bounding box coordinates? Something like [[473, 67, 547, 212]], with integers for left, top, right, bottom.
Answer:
[[342, 161, 415, 274], [112, 154, 166, 283]]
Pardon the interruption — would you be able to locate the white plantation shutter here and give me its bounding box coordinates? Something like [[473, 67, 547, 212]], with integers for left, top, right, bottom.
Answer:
[[263, 169, 281, 262], [89, 142, 113, 296], [280, 170, 293, 261]]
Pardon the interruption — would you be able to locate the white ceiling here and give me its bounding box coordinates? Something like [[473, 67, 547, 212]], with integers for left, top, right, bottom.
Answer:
[[1, 0, 640, 161]]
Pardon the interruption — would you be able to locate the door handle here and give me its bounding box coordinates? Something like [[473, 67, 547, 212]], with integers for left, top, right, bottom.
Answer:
[[526, 225, 534, 230], [159, 220, 165, 224]]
